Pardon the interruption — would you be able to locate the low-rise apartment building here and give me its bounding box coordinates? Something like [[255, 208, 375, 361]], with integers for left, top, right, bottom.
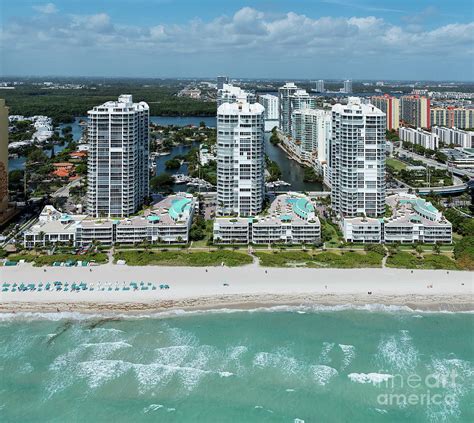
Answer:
[[399, 127, 439, 150], [24, 195, 195, 248], [432, 126, 474, 149], [213, 193, 321, 245], [342, 193, 452, 244]]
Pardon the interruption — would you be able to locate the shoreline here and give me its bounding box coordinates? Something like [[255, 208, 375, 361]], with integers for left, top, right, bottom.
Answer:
[[1, 264, 472, 314], [0, 295, 473, 315]]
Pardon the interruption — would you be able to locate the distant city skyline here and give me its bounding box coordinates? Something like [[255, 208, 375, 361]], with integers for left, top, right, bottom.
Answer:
[[1, 0, 473, 80]]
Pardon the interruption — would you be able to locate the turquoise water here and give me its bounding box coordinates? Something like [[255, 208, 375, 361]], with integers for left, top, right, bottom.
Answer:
[[0, 307, 472, 422]]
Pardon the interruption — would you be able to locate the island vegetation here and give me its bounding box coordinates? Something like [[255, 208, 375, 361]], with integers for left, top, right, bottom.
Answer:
[[265, 155, 282, 181], [2, 80, 217, 125]]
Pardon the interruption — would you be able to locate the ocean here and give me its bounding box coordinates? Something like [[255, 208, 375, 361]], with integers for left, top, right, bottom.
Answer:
[[0, 307, 472, 422]]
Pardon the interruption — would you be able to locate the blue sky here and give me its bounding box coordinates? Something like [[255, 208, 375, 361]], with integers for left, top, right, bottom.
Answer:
[[1, 0, 473, 80]]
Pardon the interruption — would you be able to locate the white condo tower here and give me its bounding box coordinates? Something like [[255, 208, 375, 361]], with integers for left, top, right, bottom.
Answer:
[[330, 97, 386, 217], [87, 95, 149, 218], [217, 101, 265, 216]]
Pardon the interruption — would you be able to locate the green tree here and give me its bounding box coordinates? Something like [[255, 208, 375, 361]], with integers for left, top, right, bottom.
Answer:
[[165, 158, 182, 170], [150, 173, 174, 193]]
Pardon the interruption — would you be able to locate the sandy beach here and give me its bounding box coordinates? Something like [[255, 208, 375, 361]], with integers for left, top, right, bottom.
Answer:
[[1, 263, 472, 313]]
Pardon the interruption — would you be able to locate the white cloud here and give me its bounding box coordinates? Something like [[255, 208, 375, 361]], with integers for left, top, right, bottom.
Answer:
[[2, 7, 473, 78], [33, 2, 58, 14]]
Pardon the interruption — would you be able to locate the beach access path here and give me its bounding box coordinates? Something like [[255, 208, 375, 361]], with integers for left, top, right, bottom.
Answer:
[[1, 262, 472, 313]]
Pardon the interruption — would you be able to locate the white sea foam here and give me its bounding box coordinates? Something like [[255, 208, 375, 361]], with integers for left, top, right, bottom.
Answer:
[[82, 341, 132, 352], [348, 372, 393, 384], [18, 362, 34, 374], [154, 345, 194, 366], [338, 344, 356, 370], [425, 357, 473, 422], [253, 350, 303, 375], [309, 365, 338, 386], [318, 342, 335, 364], [219, 371, 234, 377], [77, 359, 132, 389], [376, 330, 419, 372], [143, 404, 163, 414], [1, 303, 471, 323]]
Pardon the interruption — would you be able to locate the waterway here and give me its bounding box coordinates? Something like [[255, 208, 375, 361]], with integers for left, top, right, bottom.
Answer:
[[9, 116, 323, 193]]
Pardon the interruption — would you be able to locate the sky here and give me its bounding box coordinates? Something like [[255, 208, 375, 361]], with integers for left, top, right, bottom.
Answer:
[[1, 0, 473, 80]]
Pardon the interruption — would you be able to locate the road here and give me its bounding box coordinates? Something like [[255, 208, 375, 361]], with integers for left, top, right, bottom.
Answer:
[[51, 177, 84, 198], [396, 147, 474, 178], [1, 216, 37, 248]]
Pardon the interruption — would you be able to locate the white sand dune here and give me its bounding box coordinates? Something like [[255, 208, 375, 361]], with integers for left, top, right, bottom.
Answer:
[[1, 262, 472, 313]]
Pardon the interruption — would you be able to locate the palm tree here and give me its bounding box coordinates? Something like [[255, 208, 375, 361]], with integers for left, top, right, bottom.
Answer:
[[415, 244, 424, 257]]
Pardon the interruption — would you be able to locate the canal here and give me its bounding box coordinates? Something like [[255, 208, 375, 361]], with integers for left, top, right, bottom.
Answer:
[[9, 116, 323, 192]]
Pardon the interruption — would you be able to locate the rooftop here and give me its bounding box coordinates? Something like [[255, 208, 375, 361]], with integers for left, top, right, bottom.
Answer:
[[217, 101, 265, 115]]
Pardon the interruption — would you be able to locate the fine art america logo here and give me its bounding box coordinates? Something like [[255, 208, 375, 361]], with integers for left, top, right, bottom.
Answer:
[[373, 370, 460, 407]]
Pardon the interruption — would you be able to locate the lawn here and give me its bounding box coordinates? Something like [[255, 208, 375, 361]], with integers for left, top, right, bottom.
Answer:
[[191, 220, 214, 248], [7, 252, 108, 266], [254, 250, 383, 268], [386, 158, 407, 171], [386, 251, 459, 270], [114, 250, 253, 267], [321, 219, 343, 248]]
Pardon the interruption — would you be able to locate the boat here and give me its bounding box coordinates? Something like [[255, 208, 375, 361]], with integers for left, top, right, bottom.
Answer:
[[265, 180, 291, 188], [172, 174, 189, 184]]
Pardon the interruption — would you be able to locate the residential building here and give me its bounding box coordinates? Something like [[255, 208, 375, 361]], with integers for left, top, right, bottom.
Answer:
[[399, 127, 439, 150], [23, 206, 86, 248], [430, 107, 474, 129], [216, 101, 265, 216], [400, 95, 431, 128], [178, 87, 201, 99], [343, 80, 353, 94], [432, 126, 474, 148], [258, 94, 278, 120], [331, 97, 386, 218], [289, 89, 316, 133], [278, 82, 298, 134], [342, 193, 452, 244], [217, 84, 256, 107], [217, 76, 228, 90], [199, 143, 216, 165], [315, 80, 325, 93], [383, 193, 452, 244], [291, 108, 331, 165], [24, 195, 195, 248], [430, 107, 448, 127], [258, 94, 279, 131], [213, 193, 321, 245], [0, 99, 8, 214], [371, 95, 400, 130], [342, 217, 383, 243], [87, 95, 149, 218]]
